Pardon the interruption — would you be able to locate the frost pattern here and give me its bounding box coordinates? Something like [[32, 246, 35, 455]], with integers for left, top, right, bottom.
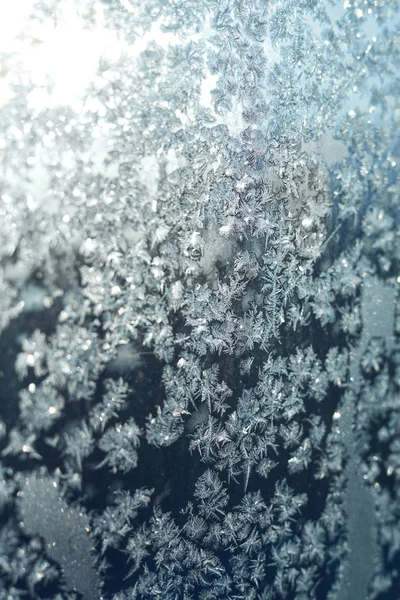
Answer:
[[0, 0, 399, 599], [17, 473, 101, 600]]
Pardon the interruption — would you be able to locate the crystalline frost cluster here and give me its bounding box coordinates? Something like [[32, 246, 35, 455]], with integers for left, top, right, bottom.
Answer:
[[0, 1, 399, 599]]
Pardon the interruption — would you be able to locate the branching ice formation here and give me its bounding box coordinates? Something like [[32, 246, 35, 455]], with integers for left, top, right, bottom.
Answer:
[[0, 0, 399, 599]]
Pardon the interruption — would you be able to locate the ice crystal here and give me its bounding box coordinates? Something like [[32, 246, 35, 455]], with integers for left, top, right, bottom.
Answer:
[[0, 0, 399, 599]]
